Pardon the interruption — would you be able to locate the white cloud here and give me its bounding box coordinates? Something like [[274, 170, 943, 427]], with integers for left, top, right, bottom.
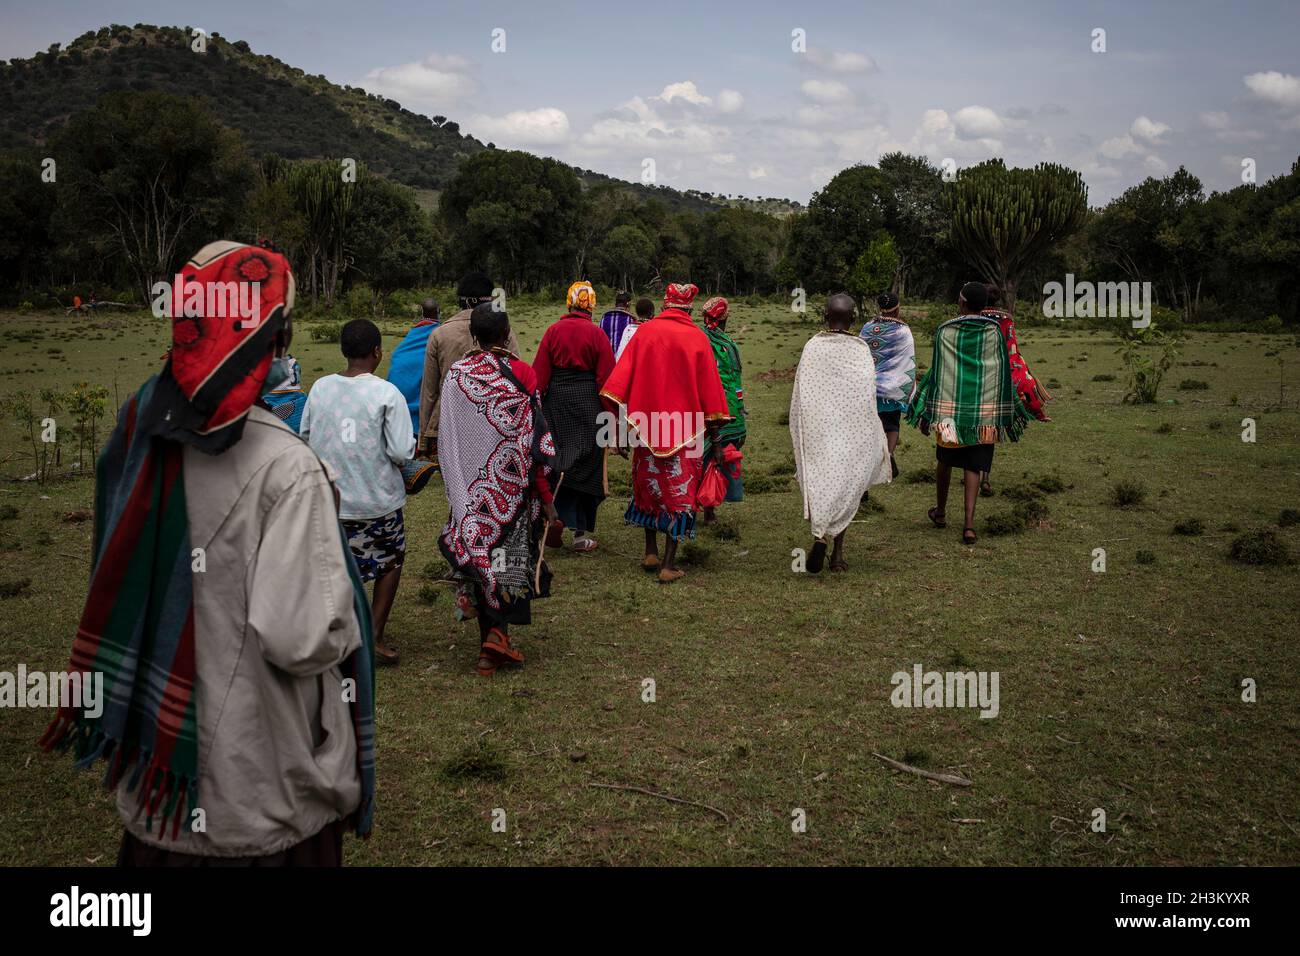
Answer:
[[716, 89, 744, 113], [1200, 111, 1231, 130], [658, 81, 712, 107], [747, 165, 769, 180], [361, 53, 475, 108], [1243, 70, 1300, 108], [1142, 154, 1169, 175], [1099, 134, 1143, 159], [801, 79, 853, 105], [1130, 115, 1170, 143], [952, 105, 1004, 138], [807, 48, 879, 74], [470, 107, 571, 146]]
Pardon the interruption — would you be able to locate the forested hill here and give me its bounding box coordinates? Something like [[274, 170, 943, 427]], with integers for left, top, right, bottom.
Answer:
[[0, 23, 794, 214]]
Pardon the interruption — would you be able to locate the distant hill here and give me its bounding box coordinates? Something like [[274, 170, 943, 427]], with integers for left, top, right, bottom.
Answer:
[[0, 24, 802, 215]]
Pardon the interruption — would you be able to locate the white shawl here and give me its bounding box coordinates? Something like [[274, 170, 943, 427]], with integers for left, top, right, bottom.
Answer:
[[789, 332, 892, 539]]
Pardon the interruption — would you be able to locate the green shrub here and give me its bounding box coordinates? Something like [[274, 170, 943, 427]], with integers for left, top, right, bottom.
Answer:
[[1172, 517, 1205, 536], [309, 322, 344, 343], [1135, 550, 1157, 565], [1228, 529, 1292, 566], [0, 578, 32, 598], [1278, 509, 1300, 528], [903, 468, 934, 485], [1015, 498, 1050, 526], [984, 511, 1026, 536], [1178, 379, 1209, 391], [417, 583, 439, 604], [1110, 480, 1146, 509], [1031, 474, 1066, 494], [442, 740, 509, 781], [1091, 373, 1116, 382], [708, 519, 741, 541]]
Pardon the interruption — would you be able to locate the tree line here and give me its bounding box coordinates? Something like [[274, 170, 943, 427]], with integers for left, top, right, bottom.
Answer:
[[0, 89, 1296, 324]]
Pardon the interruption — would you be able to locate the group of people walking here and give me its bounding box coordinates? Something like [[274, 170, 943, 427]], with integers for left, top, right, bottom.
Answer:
[[40, 236, 1048, 866]]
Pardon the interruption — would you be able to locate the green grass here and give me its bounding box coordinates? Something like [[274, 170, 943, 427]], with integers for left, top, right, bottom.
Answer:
[[1, 304, 1298, 865]]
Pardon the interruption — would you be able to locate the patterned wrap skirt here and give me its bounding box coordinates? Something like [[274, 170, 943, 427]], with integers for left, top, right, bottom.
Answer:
[[624, 446, 703, 541], [342, 508, 406, 582]]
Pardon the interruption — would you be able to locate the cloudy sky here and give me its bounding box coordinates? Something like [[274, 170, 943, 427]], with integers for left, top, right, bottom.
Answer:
[[5, 0, 1299, 204]]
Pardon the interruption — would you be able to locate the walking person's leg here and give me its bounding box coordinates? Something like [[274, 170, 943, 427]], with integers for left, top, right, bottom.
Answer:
[[370, 564, 402, 664], [962, 468, 980, 544]]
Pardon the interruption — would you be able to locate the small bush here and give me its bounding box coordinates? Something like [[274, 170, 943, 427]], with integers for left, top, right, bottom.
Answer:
[[1015, 498, 1050, 527], [1229, 529, 1292, 566], [442, 740, 509, 782], [768, 457, 796, 476], [1091, 373, 1116, 382], [998, 481, 1040, 504], [1178, 379, 1209, 391], [417, 583, 439, 604], [0, 505, 18, 521], [680, 541, 712, 566], [1172, 517, 1205, 536], [309, 322, 344, 343], [0, 578, 32, 598], [1109, 480, 1146, 509], [1278, 509, 1300, 528], [903, 468, 935, 485], [1155, 422, 1174, 434], [708, 518, 741, 541], [1135, 550, 1157, 565], [1031, 474, 1066, 494], [984, 511, 1026, 536]]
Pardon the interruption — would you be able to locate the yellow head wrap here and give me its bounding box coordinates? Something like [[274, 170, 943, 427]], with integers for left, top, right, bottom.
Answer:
[[567, 281, 596, 313]]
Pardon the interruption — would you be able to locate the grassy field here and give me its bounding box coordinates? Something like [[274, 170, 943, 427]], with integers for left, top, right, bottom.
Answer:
[[0, 301, 1297, 866]]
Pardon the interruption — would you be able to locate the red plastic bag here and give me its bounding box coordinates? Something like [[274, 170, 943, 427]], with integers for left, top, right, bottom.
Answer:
[[695, 461, 728, 509], [696, 444, 743, 508]]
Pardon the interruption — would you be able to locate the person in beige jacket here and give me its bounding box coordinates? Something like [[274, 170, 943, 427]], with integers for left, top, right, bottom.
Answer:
[[44, 241, 372, 867], [418, 272, 519, 458]]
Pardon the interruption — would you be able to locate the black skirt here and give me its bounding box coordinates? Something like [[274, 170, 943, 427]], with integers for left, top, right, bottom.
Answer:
[[542, 367, 606, 499], [936, 442, 995, 472]]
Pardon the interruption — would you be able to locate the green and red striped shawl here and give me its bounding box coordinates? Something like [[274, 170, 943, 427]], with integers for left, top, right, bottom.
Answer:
[[906, 316, 1031, 445]]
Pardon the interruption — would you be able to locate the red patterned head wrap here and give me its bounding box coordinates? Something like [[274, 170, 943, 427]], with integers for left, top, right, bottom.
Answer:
[[148, 240, 296, 453], [663, 282, 699, 309]]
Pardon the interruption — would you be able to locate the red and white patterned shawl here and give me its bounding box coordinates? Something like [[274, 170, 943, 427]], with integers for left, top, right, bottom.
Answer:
[[437, 351, 555, 608]]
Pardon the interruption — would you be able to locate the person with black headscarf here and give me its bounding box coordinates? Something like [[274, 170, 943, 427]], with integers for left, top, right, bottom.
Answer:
[[417, 272, 520, 460]]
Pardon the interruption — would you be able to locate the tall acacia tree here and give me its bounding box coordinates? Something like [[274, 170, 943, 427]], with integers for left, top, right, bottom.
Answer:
[[945, 159, 1088, 313]]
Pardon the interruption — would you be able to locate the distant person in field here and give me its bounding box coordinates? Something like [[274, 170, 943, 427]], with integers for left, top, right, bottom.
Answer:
[[908, 281, 1031, 545], [699, 296, 748, 522], [790, 293, 892, 572], [302, 318, 415, 665], [599, 290, 636, 353], [43, 240, 374, 866], [978, 283, 1051, 496], [600, 282, 729, 582], [533, 281, 616, 553], [439, 305, 557, 676], [860, 292, 916, 480], [615, 296, 656, 360], [262, 353, 307, 432], [385, 297, 440, 493], [418, 273, 519, 463]]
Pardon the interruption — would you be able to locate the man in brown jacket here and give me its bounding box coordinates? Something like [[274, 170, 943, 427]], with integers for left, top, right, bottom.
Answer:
[[418, 272, 520, 459]]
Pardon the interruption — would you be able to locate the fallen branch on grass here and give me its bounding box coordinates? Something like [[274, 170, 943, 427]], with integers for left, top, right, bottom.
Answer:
[[587, 782, 730, 823], [872, 752, 973, 788]]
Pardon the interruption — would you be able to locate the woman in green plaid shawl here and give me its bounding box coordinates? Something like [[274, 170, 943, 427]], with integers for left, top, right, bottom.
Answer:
[[907, 282, 1031, 545], [700, 296, 747, 523]]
